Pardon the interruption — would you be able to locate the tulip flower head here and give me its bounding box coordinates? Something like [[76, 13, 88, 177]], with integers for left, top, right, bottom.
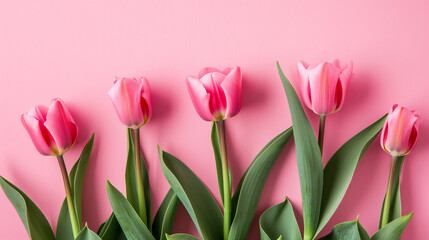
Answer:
[[186, 67, 242, 121], [381, 104, 421, 156], [108, 77, 153, 129], [297, 59, 353, 115], [21, 99, 78, 156]]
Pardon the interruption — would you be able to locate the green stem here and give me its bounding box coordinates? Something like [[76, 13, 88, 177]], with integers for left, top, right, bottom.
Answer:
[[57, 155, 80, 238], [216, 120, 231, 240], [132, 128, 148, 226], [318, 115, 326, 156], [380, 156, 404, 228]]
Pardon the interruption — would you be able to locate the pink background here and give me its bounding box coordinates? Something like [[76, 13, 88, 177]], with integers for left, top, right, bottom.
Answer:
[[0, 1, 428, 239]]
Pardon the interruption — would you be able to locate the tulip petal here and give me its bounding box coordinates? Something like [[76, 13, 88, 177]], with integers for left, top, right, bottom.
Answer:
[[221, 67, 242, 118], [21, 114, 56, 156], [44, 99, 78, 154], [108, 78, 145, 128], [336, 61, 353, 111], [200, 72, 227, 117], [140, 77, 153, 123], [186, 76, 215, 121], [198, 67, 222, 78]]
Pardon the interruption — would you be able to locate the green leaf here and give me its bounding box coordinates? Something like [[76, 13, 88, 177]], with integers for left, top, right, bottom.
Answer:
[[228, 127, 293, 240], [0, 176, 55, 240], [211, 122, 232, 205], [315, 115, 387, 238], [378, 156, 404, 228], [259, 198, 301, 240], [371, 213, 412, 240], [277, 62, 323, 240], [166, 234, 200, 240], [159, 147, 223, 240], [106, 181, 155, 240], [97, 213, 126, 240], [153, 188, 180, 240], [319, 217, 369, 240], [76, 226, 102, 240], [73, 133, 95, 227], [57, 133, 95, 240], [125, 128, 152, 228]]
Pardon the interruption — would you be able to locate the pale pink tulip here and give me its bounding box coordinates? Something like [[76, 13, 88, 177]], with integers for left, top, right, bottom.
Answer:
[[381, 104, 421, 156], [21, 99, 78, 156], [298, 59, 353, 115], [108, 77, 152, 129], [187, 67, 242, 121]]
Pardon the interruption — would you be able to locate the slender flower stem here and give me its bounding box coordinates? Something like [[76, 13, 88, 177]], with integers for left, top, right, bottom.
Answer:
[[57, 155, 80, 238], [132, 128, 148, 226], [318, 115, 326, 155], [216, 120, 231, 240], [380, 155, 404, 228]]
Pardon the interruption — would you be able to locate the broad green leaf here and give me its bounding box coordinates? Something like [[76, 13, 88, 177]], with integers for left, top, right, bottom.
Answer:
[[159, 147, 223, 240], [106, 181, 155, 240], [371, 213, 412, 240], [73, 133, 95, 227], [228, 127, 293, 240], [211, 122, 232, 205], [378, 156, 404, 228], [0, 176, 55, 240], [76, 226, 102, 240], [166, 234, 200, 240], [259, 198, 301, 240], [57, 134, 95, 240], [125, 128, 152, 228], [56, 199, 74, 240], [97, 213, 126, 240], [314, 115, 387, 238], [153, 188, 180, 240], [319, 217, 369, 240], [277, 62, 323, 240]]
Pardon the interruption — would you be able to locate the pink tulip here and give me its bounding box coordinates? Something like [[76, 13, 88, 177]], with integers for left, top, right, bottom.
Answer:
[[297, 59, 353, 115], [186, 67, 242, 121], [21, 99, 78, 156], [381, 104, 421, 156], [108, 77, 153, 129]]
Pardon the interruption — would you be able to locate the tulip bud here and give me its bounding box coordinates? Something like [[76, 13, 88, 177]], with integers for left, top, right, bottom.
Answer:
[[381, 104, 421, 156], [186, 67, 242, 121], [108, 77, 153, 129], [21, 99, 78, 156], [297, 59, 353, 115]]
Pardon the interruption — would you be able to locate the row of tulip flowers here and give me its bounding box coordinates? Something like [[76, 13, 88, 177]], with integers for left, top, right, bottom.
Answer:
[[0, 60, 420, 240]]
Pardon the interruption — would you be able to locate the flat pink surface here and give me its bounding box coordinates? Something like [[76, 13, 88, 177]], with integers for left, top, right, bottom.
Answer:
[[1, 1, 428, 239]]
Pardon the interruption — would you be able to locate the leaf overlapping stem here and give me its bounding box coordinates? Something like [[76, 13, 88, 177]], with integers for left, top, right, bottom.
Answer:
[[132, 128, 148, 226]]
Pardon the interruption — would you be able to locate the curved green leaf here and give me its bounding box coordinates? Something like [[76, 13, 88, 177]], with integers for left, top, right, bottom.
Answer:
[[97, 213, 126, 240], [315, 115, 387, 238], [319, 217, 369, 240], [211, 122, 232, 205], [159, 147, 223, 240], [259, 198, 301, 240], [153, 188, 180, 240], [166, 234, 200, 240], [125, 128, 152, 228], [76, 226, 102, 240], [228, 127, 293, 240], [56, 199, 74, 240], [371, 213, 412, 240], [277, 62, 323, 240], [0, 176, 55, 240], [106, 181, 155, 240], [73, 133, 95, 227]]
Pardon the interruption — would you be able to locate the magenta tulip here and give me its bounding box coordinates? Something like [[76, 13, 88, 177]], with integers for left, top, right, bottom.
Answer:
[[297, 59, 353, 115], [108, 77, 153, 129], [381, 104, 421, 156], [186, 67, 242, 121], [21, 99, 78, 156]]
